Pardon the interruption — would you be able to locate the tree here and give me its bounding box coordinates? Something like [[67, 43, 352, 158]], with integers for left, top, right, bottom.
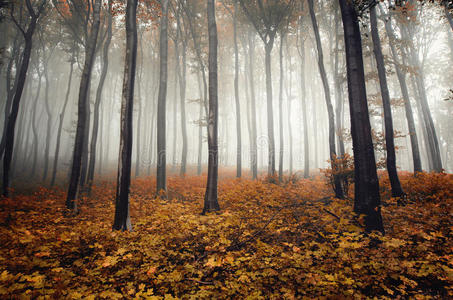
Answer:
[[2, 0, 46, 197], [338, 0, 384, 233], [87, 0, 113, 191], [202, 0, 220, 214], [308, 0, 344, 199], [370, 5, 404, 197], [66, 0, 102, 210], [113, 0, 138, 231], [156, 0, 169, 196], [239, 0, 295, 179]]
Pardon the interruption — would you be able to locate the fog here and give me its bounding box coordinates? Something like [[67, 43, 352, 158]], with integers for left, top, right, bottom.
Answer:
[[1, 0, 452, 191]]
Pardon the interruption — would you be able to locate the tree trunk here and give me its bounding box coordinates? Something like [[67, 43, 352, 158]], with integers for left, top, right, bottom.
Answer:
[[333, 5, 345, 157], [339, 0, 384, 233], [309, 0, 343, 198], [66, 0, 101, 210], [42, 61, 53, 182], [2, 1, 41, 197], [264, 41, 276, 179], [156, 0, 168, 195], [203, 0, 220, 214], [299, 32, 309, 178], [233, 0, 242, 178], [175, 11, 188, 177], [380, 4, 422, 173], [197, 72, 203, 176], [88, 0, 113, 189], [30, 66, 42, 177], [285, 40, 293, 176], [248, 30, 258, 180], [113, 0, 138, 231], [51, 51, 74, 186], [370, 7, 404, 197], [278, 34, 284, 183]]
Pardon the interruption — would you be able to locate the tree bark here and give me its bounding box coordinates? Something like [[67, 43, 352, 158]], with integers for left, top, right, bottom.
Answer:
[[88, 0, 113, 189], [66, 0, 101, 210], [232, 0, 242, 178], [309, 0, 343, 198], [113, 0, 138, 231], [2, 0, 43, 196], [248, 30, 258, 179], [298, 31, 309, 178], [156, 0, 168, 195], [203, 0, 220, 214], [339, 0, 384, 233], [380, 5, 422, 173], [370, 6, 404, 197]]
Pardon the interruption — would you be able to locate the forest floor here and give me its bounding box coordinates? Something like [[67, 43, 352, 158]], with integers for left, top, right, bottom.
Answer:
[[0, 171, 452, 299]]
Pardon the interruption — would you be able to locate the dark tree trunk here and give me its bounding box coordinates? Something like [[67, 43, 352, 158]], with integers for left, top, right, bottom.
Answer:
[[66, 0, 102, 210], [30, 66, 42, 177], [156, 0, 168, 195], [2, 0, 42, 197], [339, 0, 384, 233], [51, 51, 75, 186], [278, 34, 284, 183], [203, 0, 220, 214], [370, 7, 404, 197], [380, 5, 422, 173], [88, 0, 113, 189], [112, 0, 138, 231], [233, 0, 242, 178], [309, 0, 343, 198]]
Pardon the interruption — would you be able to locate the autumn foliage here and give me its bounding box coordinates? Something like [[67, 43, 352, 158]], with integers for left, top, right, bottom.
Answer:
[[0, 172, 452, 298]]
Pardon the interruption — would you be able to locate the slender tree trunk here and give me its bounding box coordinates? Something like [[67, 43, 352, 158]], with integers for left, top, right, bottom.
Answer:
[[233, 0, 242, 178], [380, 4, 422, 173], [309, 0, 343, 198], [113, 0, 138, 231], [156, 0, 168, 195], [333, 5, 345, 157], [51, 52, 74, 186], [248, 30, 258, 179], [175, 12, 188, 176], [370, 7, 404, 197], [203, 0, 220, 214], [278, 34, 284, 183], [42, 62, 52, 182], [66, 0, 102, 210], [88, 0, 113, 188], [264, 41, 276, 179], [197, 72, 203, 176], [30, 67, 42, 177], [285, 41, 293, 176], [299, 33, 309, 178], [339, 0, 384, 233], [2, 1, 41, 196]]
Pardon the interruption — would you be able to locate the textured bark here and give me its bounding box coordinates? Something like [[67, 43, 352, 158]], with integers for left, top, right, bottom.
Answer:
[[88, 0, 113, 188], [333, 5, 345, 157], [113, 0, 138, 231], [370, 7, 404, 197], [203, 0, 220, 214], [156, 0, 168, 195], [380, 5, 422, 173], [339, 0, 384, 233], [2, 0, 43, 197], [66, 0, 101, 210], [309, 0, 343, 199]]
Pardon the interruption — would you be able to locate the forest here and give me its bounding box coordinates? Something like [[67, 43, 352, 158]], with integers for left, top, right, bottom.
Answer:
[[0, 0, 452, 298]]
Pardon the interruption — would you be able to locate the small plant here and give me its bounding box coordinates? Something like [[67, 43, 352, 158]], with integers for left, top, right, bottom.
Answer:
[[321, 153, 355, 197]]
